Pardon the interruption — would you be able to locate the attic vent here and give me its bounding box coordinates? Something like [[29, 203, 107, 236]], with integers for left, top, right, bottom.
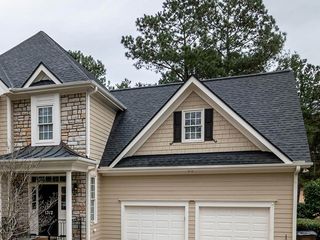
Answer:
[[23, 63, 61, 88]]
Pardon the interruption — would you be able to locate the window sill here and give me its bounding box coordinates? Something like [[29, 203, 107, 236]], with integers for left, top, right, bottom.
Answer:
[[31, 140, 60, 147], [171, 139, 217, 145]]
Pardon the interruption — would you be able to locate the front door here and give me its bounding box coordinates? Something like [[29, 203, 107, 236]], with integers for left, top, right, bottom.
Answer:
[[38, 184, 59, 236]]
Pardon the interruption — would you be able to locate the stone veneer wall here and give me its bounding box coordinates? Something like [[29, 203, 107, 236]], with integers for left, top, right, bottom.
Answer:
[[12, 93, 87, 155], [12, 93, 88, 238], [61, 93, 87, 156], [13, 99, 31, 148], [72, 172, 87, 240]]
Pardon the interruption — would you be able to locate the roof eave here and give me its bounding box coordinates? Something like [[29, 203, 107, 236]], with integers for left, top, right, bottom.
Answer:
[[6, 80, 126, 111], [99, 163, 308, 176]]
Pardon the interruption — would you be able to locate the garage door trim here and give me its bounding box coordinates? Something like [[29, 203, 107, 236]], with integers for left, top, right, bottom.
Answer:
[[121, 201, 189, 240], [195, 201, 275, 240]]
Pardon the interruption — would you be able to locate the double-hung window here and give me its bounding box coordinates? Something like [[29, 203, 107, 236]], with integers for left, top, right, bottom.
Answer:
[[31, 94, 60, 146], [38, 106, 53, 140], [182, 109, 204, 142]]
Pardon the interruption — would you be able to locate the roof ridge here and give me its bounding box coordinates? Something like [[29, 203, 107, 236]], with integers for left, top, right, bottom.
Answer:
[[110, 70, 291, 92], [202, 70, 292, 82], [0, 31, 43, 58], [39, 31, 94, 81], [110, 82, 183, 92]]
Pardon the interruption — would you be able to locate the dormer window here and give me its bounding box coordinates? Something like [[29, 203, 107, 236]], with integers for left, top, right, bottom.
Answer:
[[173, 108, 213, 143], [31, 94, 60, 146], [182, 109, 204, 142]]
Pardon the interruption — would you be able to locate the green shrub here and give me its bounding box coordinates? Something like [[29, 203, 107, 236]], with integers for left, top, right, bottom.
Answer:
[[298, 203, 313, 218], [297, 218, 320, 232], [304, 178, 320, 218]]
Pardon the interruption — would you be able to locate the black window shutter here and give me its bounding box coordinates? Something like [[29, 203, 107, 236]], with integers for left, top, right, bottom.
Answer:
[[205, 109, 213, 141], [173, 111, 182, 142]]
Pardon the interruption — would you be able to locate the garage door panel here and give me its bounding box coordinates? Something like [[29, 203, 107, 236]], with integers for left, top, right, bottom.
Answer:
[[124, 206, 185, 240], [199, 207, 270, 240]]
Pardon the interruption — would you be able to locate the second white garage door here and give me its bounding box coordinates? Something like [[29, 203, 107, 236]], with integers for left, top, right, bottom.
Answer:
[[123, 206, 186, 240], [198, 206, 270, 240]]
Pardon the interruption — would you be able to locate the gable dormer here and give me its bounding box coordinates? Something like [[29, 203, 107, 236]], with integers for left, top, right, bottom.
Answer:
[[23, 63, 61, 88], [134, 91, 260, 156]]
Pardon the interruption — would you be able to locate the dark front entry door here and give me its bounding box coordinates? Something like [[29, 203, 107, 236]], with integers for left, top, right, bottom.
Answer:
[[38, 184, 58, 236]]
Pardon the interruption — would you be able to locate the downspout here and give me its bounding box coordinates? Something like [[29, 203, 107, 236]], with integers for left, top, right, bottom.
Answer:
[[292, 166, 300, 240], [86, 86, 98, 158]]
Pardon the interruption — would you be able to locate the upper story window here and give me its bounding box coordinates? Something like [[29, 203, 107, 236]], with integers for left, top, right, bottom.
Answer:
[[38, 106, 53, 140], [182, 109, 204, 142], [173, 108, 213, 143], [31, 94, 60, 146]]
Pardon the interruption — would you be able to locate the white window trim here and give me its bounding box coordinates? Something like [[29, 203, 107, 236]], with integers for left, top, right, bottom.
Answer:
[[28, 180, 66, 236], [195, 201, 275, 240], [24, 64, 61, 88], [31, 93, 61, 146], [182, 108, 204, 143], [90, 175, 98, 224], [121, 201, 189, 240]]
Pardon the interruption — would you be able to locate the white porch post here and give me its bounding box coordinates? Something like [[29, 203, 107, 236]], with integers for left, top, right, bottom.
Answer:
[[0, 174, 2, 233], [66, 171, 72, 240], [86, 171, 91, 240]]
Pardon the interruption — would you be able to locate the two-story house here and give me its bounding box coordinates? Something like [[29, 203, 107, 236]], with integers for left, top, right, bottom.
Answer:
[[0, 31, 311, 240]]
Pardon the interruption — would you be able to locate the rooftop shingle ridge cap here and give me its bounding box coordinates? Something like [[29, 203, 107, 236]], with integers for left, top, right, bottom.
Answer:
[[0, 31, 43, 57], [201, 69, 292, 82], [0, 31, 99, 87], [109, 70, 292, 93], [38, 31, 94, 80]]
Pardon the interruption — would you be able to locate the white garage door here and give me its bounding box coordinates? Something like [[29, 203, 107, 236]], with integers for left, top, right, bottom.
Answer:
[[198, 207, 270, 240], [124, 206, 186, 240]]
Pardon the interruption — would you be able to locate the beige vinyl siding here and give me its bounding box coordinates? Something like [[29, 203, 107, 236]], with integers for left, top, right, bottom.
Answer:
[[90, 95, 116, 161], [96, 172, 294, 240], [0, 96, 8, 155], [135, 91, 259, 155]]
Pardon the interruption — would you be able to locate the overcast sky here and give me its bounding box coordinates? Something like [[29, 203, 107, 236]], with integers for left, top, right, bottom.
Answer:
[[0, 0, 319, 85]]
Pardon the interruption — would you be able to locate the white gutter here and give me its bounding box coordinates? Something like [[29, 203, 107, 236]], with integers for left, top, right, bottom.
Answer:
[[0, 156, 96, 164], [99, 163, 303, 176], [6, 80, 126, 111], [292, 166, 300, 240]]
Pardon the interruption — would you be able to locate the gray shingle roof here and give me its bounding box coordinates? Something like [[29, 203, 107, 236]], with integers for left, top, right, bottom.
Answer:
[[115, 151, 283, 168], [101, 70, 310, 167], [0, 31, 95, 88], [0, 143, 83, 160]]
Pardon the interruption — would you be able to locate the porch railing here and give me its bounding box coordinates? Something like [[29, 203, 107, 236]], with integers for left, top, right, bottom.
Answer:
[[57, 219, 66, 239], [28, 216, 84, 240]]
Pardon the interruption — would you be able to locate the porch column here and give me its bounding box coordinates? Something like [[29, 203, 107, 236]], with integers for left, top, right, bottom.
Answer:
[[0, 174, 2, 232], [66, 171, 72, 240]]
